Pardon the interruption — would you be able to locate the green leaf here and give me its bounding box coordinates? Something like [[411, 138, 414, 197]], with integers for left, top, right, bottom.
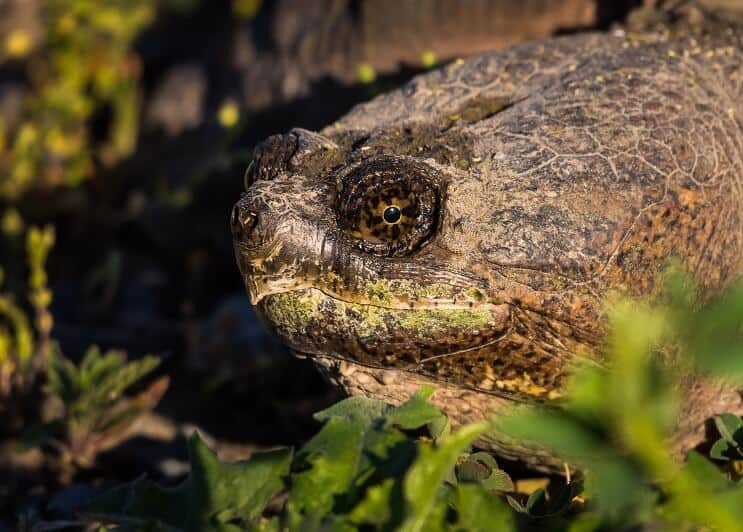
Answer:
[[399, 422, 487, 532], [428, 414, 450, 441], [288, 390, 449, 521], [683, 451, 732, 492], [384, 387, 446, 431], [583, 458, 648, 514], [85, 432, 292, 531], [496, 409, 604, 460], [289, 397, 386, 516], [685, 281, 743, 375], [449, 483, 514, 531], [714, 414, 743, 446], [45, 346, 81, 401], [348, 478, 395, 526], [312, 395, 387, 424], [710, 439, 737, 461], [456, 452, 513, 492]]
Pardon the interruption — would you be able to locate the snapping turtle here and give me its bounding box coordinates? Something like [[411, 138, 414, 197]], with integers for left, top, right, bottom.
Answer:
[[231, 27, 742, 469]]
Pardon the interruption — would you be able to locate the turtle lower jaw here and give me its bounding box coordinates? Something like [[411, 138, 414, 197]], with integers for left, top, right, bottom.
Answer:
[[254, 286, 512, 366]]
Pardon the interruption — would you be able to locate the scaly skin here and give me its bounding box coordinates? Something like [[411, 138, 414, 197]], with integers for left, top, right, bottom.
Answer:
[[232, 29, 743, 470]]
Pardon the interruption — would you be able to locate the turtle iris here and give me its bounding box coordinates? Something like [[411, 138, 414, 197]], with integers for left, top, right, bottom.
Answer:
[[336, 157, 440, 256]]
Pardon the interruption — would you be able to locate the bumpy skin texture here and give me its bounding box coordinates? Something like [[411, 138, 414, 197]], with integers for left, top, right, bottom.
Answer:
[[232, 30, 743, 470]]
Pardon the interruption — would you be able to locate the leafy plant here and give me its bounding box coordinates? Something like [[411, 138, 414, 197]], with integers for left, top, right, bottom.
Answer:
[[22, 346, 168, 476], [79, 271, 742, 531], [84, 389, 514, 531], [87, 431, 292, 531]]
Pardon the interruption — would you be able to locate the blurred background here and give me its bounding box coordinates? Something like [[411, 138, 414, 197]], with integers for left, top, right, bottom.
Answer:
[[0, 0, 661, 526]]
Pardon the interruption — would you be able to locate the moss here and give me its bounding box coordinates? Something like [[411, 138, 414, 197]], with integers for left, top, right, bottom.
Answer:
[[261, 290, 324, 335], [466, 287, 486, 303], [399, 308, 493, 334], [411, 282, 455, 299], [362, 278, 459, 305], [263, 286, 496, 341], [350, 303, 389, 337], [364, 279, 395, 305]]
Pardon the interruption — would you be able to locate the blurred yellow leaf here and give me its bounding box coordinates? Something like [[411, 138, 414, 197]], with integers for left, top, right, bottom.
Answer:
[[218, 99, 240, 128], [5, 30, 32, 58], [232, 0, 262, 19], [1, 208, 25, 237], [357, 63, 377, 84], [420, 50, 437, 68]]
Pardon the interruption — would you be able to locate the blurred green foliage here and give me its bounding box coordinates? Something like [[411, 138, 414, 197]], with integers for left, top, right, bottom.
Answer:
[[0, 225, 55, 397], [0, 221, 165, 475], [22, 346, 167, 475], [0, 0, 188, 486], [497, 270, 743, 530], [82, 271, 742, 531], [0, 0, 155, 198]]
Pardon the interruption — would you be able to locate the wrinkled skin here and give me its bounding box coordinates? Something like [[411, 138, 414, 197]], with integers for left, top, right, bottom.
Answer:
[[232, 30, 743, 470]]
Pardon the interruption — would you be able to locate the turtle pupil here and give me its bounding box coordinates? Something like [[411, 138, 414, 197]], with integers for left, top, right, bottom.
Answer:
[[383, 205, 401, 224]]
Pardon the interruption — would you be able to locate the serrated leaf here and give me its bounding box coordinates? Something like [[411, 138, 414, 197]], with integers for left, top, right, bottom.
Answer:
[[428, 414, 450, 441], [85, 432, 292, 531], [456, 460, 490, 483], [312, 395, 388, 423], [456, 451, 513, 492], [45, 347, 81, 401], [466, 451, 499, 470], [385, 387, 446, 431], [399, 422, 487, 532], [348, 478, 396, 526], [289, 391, 445, 519], [290, 410, 377, 515], [288, 394, 400, 519], [481, 468, 514, 493]]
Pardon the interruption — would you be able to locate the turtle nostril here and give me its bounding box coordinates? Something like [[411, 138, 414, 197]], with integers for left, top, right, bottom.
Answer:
[[242, 212, 257, 232], [230, 204, 258, 234]]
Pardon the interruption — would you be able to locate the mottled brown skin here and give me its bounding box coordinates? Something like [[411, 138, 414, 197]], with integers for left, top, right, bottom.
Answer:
[[232, 29, 743, 470]]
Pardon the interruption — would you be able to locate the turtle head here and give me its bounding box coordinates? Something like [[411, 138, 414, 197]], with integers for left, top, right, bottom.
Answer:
[[231, 128, 512, 374]]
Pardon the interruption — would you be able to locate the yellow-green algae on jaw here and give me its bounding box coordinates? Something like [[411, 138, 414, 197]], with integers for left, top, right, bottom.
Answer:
[[259, 288, 325, 336], [356, 277, 485, 307], [398, 308, 494, 335], [260, 288, 497, 340]]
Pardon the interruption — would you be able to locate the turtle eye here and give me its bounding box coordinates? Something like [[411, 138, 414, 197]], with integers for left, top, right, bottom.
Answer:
[[336, 157, 439, 256]]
